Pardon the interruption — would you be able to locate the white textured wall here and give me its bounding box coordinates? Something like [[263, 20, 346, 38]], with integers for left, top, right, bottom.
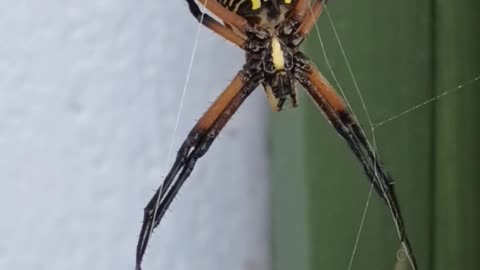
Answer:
[[0, 1, 270, 270]]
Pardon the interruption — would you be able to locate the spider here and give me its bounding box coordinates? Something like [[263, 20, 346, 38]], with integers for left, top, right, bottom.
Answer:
[[136, 1, 418, 269]]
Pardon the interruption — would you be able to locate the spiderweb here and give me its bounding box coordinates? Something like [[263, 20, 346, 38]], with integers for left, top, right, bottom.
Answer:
[[146, 1, 479, 269]]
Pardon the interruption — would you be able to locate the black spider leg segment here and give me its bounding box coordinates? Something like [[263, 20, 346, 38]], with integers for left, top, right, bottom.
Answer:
[[337, 111, 415, 242], [186, 0, 218, 28], [333, 90, 418, 269], [343, 113, 417, 269], [135, 71, 263, 270], [296, 62, 418, 269]]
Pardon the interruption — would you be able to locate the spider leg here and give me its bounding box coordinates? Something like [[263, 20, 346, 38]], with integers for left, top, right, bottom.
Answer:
[[291, 0, 310, 20], [185, 0, 246, 48], [135, 71, 262, 270], [296, 57, 418, 270], [187, 0, 249, 33], [296, 0, 328, 37]]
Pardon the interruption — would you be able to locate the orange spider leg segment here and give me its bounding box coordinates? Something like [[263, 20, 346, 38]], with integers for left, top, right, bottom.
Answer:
[[196, 0, 249, 33], [304, 62, 347, 113], [186, 0, 246, 48], [202, 16, 246, 47], [297, 0, 327, 37], [197, 72, 247, 130], [290, 0, 311, 21]]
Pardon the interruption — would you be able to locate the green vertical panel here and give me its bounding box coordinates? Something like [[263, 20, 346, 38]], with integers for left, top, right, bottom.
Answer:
[[434, 1, 480, 270], [271, 110, 311, 270], [272, 1, 434, 270]]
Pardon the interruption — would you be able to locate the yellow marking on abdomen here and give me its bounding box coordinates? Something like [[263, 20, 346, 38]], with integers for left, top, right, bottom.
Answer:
[[285, 0, 292, 3], [251, 0, 261, 10], [271, 37, 285, 70]]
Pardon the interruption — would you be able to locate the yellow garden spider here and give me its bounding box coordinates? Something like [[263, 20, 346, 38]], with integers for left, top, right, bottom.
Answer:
[[136, 1, 417, 269]]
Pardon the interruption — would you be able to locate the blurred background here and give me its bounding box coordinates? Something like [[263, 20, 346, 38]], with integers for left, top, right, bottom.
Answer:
[[0, 1, 479, 270]]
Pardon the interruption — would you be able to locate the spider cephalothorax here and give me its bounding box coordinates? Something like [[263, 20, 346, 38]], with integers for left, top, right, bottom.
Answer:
[[244, 23, 303, 110], [135, 1, 418, 270], [228, 0, 306, 110]]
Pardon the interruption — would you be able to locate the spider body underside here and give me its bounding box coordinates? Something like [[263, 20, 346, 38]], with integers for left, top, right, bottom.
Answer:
[[135, 1, 418, 269]]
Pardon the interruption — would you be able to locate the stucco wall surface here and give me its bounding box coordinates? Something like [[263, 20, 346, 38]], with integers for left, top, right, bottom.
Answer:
[[0, 1, 269, 270]]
